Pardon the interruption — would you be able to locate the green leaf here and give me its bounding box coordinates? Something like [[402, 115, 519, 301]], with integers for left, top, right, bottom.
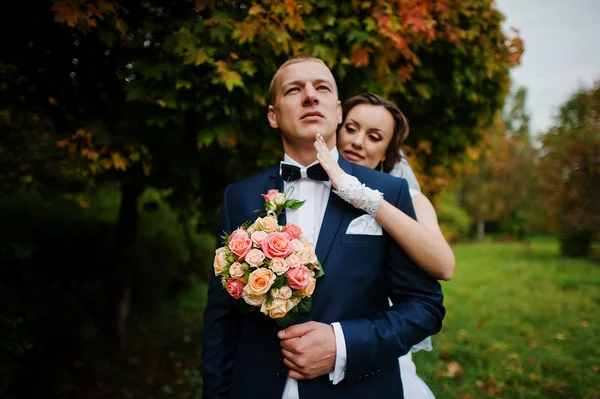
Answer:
[[298, 297, 312, 313], [276, 311, 298, 329], [284, 199, 306, 210], [98, 26, 116, 47]]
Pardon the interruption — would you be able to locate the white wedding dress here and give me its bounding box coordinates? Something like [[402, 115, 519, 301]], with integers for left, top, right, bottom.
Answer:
[[390, 154, 436, 399]]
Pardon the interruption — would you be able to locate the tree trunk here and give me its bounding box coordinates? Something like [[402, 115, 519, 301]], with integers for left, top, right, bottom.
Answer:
[[110, 181, 142, 350], [477, 220, 485, 241]]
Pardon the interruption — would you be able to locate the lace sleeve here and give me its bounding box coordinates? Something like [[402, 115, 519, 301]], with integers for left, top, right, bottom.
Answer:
[[333, 173, 383, 217]]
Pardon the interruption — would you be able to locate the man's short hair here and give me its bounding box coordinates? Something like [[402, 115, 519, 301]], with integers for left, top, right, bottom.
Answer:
[[268, 55, 335, 106]]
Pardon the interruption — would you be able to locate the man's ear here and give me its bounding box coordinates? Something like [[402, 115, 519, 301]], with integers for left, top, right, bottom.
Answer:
[[336, 101, 342, 124], [267, 105, 279, 129]]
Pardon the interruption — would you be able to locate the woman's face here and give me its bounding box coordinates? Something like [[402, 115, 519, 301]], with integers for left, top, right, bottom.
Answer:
[[337, 104, 395, 170]]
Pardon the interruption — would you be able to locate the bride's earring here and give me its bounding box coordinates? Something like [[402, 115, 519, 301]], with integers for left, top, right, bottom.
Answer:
[[379, 162, 384, 172]]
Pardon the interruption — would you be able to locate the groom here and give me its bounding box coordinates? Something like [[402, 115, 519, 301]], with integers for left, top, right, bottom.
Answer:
[[202, 55, 445, 399]]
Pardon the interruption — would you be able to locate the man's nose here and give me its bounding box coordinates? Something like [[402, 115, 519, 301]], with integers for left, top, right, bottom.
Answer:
[[302, 85, 319, 106]]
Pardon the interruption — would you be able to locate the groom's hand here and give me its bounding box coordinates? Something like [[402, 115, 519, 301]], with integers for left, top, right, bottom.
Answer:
[[278, 321, 336, 380]]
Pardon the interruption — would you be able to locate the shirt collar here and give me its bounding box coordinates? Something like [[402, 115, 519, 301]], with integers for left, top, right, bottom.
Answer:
[[282, 147, 338, 188]]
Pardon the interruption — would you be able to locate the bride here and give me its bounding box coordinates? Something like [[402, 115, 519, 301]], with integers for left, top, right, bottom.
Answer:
[[315, 93, 455, 398]]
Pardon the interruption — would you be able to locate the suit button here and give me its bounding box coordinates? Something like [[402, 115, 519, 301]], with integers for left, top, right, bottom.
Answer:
[[276, 368, 286, 378]]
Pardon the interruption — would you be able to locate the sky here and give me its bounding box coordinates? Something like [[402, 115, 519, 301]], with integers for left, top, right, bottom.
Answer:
[[494, 0, 600, 135]]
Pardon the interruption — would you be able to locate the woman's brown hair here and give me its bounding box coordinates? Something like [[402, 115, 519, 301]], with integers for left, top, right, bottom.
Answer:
[[337, 93, 409, 173]]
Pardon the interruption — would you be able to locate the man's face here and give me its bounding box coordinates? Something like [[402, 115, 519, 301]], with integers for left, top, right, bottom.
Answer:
[[267, 61, 342, 146]]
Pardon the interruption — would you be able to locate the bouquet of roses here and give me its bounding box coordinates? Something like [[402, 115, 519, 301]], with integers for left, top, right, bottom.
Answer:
[[213, 189, 324, 328]]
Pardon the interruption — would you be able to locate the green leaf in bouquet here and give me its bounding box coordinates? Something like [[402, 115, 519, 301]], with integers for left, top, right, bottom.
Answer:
[[298, 297, 312, 313], [284, 199, 306, 210], [276, 311, 298, 329], [313, 262, 325, 278]]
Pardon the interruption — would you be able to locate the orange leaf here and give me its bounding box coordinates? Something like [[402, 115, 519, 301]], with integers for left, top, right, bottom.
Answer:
[[351, 49, 370, 67], [51, 0, 84, 27]]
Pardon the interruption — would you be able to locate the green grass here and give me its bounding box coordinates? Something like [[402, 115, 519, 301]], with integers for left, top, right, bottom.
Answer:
[[413, 238, 600, 399]]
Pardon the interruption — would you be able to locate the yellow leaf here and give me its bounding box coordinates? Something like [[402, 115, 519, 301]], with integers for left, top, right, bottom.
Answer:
[[48, 96, 57, 105], [112, 152, 127, 170], [248, 4, 266, 15], [129, 151, 140, 162]]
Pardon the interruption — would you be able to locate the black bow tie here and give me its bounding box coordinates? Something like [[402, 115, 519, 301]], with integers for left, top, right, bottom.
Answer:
[[280, 162, 329, 182]]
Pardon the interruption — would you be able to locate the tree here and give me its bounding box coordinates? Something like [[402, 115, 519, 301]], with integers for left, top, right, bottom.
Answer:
[[538, 81, 600, 257], [460, 87, 538, 239], [2, 0, 522, 348]]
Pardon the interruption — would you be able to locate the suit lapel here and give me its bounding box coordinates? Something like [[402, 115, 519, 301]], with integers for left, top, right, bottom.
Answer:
[[315, 157, 353, 267]]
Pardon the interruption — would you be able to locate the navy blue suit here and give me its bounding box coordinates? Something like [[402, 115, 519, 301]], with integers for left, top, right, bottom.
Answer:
[[202, 157, 445, 399]]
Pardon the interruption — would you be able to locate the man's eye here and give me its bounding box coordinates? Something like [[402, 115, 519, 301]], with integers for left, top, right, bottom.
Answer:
[[317, 85, 330, 91], [286, 87, 299, 94]]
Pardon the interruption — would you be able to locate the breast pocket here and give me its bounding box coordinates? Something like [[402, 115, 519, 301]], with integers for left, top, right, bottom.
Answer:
[[341, 233, 383, 246]]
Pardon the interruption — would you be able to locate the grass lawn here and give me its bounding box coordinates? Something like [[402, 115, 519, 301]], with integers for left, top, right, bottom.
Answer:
[[413, 238, 600, 399], [68, 238, 599, 398]]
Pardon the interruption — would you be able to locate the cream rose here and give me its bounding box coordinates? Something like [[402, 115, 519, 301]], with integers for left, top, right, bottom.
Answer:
[[245, 248, 266, 268], [229, 261, 245, 279], [269, 257, 289, 275], [242, 290, 265, 307], [245, 268, 276, 295], [261, 216, 279, 233], [291, 239, 304, 253], [285, 254, 301, 269], [260, 298, 292, 319], [273, 192, 286, 206], [299, 242, 318, 264], [279, 286, 293, 299], [213, 247, 230, 276], [251, 231, 268, 246], [298, 277, 317, 298]]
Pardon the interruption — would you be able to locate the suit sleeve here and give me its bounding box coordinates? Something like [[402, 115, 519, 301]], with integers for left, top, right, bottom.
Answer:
[[339, 178, 446, 381], [202, 185, 243, 398]]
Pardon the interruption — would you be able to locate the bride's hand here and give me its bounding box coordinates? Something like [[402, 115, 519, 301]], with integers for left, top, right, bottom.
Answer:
[[314, 133, 344, 190]]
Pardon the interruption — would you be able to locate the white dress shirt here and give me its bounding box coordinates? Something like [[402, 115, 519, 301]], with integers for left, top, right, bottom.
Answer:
[[280, 147, 347, 399]]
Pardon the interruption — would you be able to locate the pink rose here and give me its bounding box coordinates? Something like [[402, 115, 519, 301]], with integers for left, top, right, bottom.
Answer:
[[245, 249, 266, 268], [251, 231, 268, 246], [226, 278, 245, 299], [269, 257, 289, 275], [260, 232, 293, 259], [262, 189, 280, 203], [286, 265, 311, 290], [284, 223, 302, 240], [229, 233, 253, 261], [228, 228, 248, 243]]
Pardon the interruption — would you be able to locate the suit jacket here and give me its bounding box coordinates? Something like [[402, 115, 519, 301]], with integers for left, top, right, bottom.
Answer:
[[202, 156, 445, 399]]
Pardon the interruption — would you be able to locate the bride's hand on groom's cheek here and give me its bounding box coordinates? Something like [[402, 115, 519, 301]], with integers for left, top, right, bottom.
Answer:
[[278, 321, 336, 380]]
